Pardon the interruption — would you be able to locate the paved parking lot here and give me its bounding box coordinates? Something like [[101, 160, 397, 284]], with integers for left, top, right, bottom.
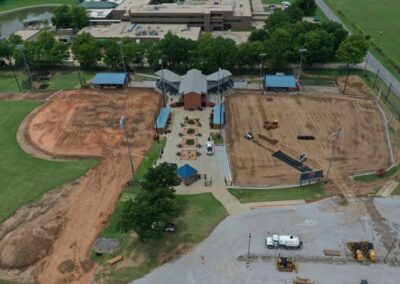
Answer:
[[135, 197, 400, 284]]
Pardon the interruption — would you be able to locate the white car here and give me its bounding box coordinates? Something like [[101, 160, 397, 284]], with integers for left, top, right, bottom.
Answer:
[[281, 1, 292, 9], [206, 140, 214, 155]]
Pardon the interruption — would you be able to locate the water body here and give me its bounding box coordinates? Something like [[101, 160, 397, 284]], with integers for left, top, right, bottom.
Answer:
[[0, 6, 56, 38]]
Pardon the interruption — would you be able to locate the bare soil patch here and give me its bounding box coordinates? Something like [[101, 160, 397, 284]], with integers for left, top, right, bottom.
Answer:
[[337, 75, 372, 97], [225, 91, 390, 187], [0, 89, 161, 283]]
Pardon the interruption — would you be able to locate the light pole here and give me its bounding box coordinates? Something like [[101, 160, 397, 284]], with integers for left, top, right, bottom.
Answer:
[[120, 116, 135, 180], [118, 41, 130, 87], [16, 44, 33, 91], [259, 53, 266, 93], [247, 233, 252, 258], [217, 67, 223, 134], [325, 131, 341, 181], [297, 48, 308, 80], [159, 58, 166, 107]]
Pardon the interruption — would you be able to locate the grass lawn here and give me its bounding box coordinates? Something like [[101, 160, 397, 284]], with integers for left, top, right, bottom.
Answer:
[[0, 0, 78, 12], [210, 132, 223, 145], [94, 193, 227, 283], [228, 183, 327, 203], [0, 101, 97, 223], [0, 71, 95, 93], [353, 166, 398, 182], [325, 0, 400, 80]]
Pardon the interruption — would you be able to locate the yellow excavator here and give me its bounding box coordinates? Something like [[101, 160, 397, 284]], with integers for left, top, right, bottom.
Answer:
[[264, 120, 279, 130], [347, 241, 377, 262]]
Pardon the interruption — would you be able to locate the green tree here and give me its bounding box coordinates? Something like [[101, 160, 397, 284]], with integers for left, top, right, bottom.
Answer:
[[237, 41, 265, 69], [266, 28, 292, 71], [264, 9, 290, 32], [51, 5, 89, 31], [103, 39, 121, 70], [287, 5, 304, 23], [0, 39, 13, 63], [336, 34, 369, 93], [37, 30, 57, 65], [248, 29, 269, 42], [293, 0, 317, 16], [142, 162, 181, 191], [303, 30, 335, 64], [321, 21, 348, 50], [71, 32, 102, 68]]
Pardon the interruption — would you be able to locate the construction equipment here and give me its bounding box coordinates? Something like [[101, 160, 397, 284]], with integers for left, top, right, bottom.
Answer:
[[276, 257, 298, 272], [347, 241, 377, 262], [264, 120, 279, 130]]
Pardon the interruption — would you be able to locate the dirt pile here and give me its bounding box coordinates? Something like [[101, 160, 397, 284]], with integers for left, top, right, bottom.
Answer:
[[0, 89, 161, 283]]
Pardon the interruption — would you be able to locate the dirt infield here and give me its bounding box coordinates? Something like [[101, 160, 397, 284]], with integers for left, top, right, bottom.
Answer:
[[225, 91, 391, 187], [0, 89, 161, 283]]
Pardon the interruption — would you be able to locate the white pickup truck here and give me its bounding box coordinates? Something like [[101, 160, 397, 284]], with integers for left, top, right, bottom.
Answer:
[[206, 137, 214, 155], [265, 234, 303, 249]]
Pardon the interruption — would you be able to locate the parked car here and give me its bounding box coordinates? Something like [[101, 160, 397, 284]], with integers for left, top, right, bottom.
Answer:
[[151, 221, 177, 232], [244, 132, 254, 140], [165, 223, 177, 232], [281, 1, 291, 9], [206, 137, 214, 155]]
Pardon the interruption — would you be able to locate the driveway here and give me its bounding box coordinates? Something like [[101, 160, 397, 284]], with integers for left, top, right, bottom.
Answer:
[[134, 197, 400, 284], [316, 0, 400, 98]]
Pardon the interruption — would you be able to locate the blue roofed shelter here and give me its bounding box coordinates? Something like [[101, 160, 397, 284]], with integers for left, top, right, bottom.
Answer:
[[155, 107, 170, 134], [213, 105, 224, 129], [176, 164, 198, 186], [92, 73, 128, 89], [265, 75, 298, 91]]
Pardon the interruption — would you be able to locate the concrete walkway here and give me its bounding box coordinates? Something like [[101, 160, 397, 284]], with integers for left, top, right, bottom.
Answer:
[[376, 180, 399, 197]]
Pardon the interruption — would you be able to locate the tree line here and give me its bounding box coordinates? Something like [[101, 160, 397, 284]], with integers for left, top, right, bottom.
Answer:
[[0, 0, 368, 74]]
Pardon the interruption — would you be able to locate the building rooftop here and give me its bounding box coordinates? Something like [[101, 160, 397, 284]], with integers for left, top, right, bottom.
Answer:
[[92, 73, 128, 85], [117, 0, 251, 17], [179, 69, 207, 95], [155, 107, 170, 129], [207, 69, 232, 81], [80, 22, 201, 41], [176, 164, 198, 180], [13, 29, 41, 41], [155, 69, 181, 83], [81, 1, 118, 9], [265, 75, 297, 88], [213, 105, 224, 125]]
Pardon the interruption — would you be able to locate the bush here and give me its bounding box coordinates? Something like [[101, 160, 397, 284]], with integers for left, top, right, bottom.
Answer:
[[186, 139, 195, 145]]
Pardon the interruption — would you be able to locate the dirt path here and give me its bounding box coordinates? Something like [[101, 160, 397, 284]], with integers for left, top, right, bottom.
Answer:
[[0, 89, 161, 283]]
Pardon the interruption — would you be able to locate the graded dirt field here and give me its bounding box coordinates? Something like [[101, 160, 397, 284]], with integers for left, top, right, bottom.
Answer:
[[0, 89, 161, 283], [225, 91, 391, 186]]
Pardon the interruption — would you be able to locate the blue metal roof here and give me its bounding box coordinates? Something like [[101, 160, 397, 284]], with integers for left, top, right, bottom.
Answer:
[[176, 164, 198, 180], [155, 107, 170, 129], [213, 105, 224, 125], [265, 75, 297, 88], [92, 73, 127, 85]]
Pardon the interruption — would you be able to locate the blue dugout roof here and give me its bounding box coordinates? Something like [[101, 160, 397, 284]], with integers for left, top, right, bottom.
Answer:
[[155, 107, 170, 129], [213, 105, 224, 125], [265, 75, 297, 88], [92, 73, 127, 85], [176, 164, 198, 180]]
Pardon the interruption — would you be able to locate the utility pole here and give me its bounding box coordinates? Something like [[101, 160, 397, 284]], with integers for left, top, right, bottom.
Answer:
[[259, 53, 266, 95], [297, 48, 308, 80], [325, 131, 341, 181], [118, 41, 130, 87], [159, 58, 166, 107], [120, 116, 135, 180], [247, 233, 252, 258]]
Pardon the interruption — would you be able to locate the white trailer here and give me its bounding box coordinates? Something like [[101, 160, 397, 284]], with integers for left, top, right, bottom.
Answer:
[[265, 234, 302, 249]]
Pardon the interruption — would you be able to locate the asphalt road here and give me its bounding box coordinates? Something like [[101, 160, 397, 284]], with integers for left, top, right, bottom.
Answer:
[[316, 0, 400, 98]]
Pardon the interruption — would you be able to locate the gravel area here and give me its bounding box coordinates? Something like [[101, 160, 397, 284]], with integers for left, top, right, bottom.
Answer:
[[134, 197, 400, 284]]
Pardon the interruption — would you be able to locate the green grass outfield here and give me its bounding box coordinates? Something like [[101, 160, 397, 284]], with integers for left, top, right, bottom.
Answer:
[[94, 193, 227, 282], [0, 101, 96, 223], [0, 71, 95, 93], [0, 0, 78, 12], [325, 0, 400, 80], [228, 184, 327, 203]]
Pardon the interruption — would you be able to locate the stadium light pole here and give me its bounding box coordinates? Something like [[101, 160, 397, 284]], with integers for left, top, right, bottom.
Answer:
[[16, 44, 33, 91], [259, 53, 266, 93], [120, 116, 135, 180], [217, 67, 223, 135], [117, 41, 130, 87], [159, 58, 166, 107], [297, 48, 308, 80], [325, 131, 341, 181]]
